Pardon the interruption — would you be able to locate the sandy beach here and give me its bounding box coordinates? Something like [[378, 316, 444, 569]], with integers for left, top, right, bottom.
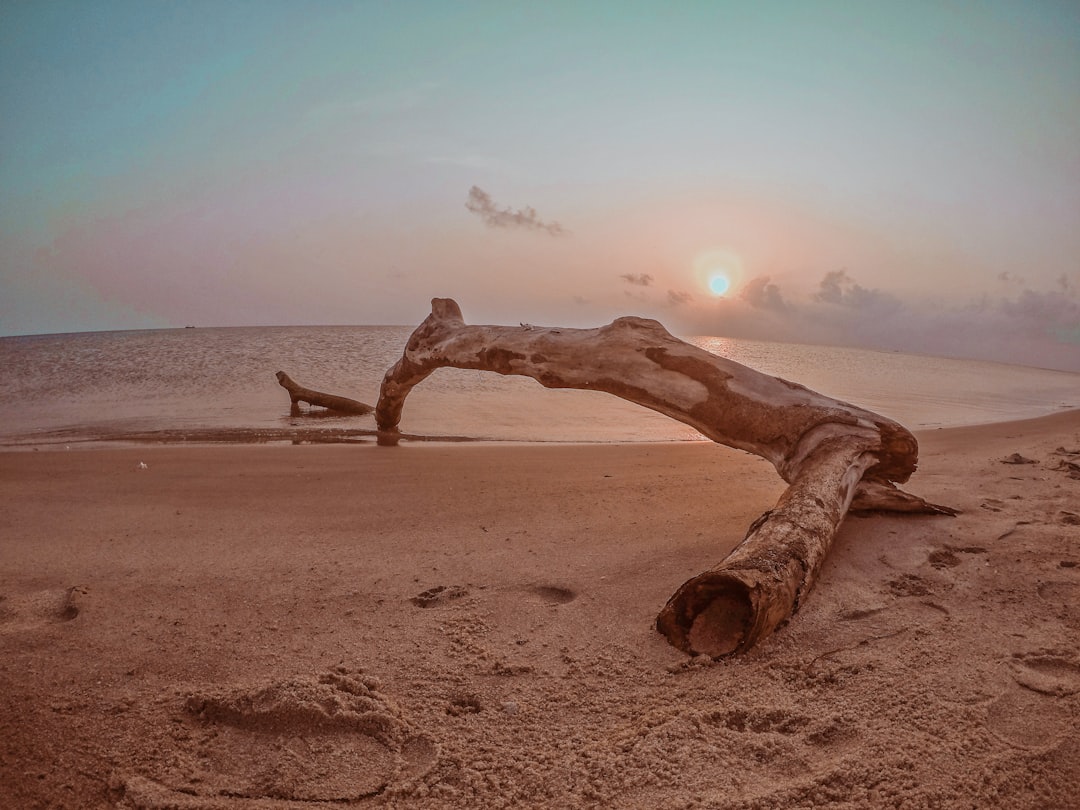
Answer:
[[1, 410, 1078, 809]]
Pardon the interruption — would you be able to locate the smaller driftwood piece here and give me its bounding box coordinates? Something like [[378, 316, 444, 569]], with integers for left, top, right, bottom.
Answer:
[[376, 299, 955, 657], [275, 371, 373, 415]]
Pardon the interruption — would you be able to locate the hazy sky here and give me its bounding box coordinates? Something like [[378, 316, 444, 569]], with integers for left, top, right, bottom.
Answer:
[[2, 1, 1078, 370]]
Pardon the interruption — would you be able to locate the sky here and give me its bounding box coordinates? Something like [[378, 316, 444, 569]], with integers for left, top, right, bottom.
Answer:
[[1, 0, 1078, 371]]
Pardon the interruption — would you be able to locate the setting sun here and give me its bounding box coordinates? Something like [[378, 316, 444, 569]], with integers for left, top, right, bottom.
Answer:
[[694, 247, 744, 299], [708, 274, 730, 296]]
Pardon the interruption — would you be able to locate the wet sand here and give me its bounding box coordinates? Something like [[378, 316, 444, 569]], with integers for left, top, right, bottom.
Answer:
[[1, 410, 1078, 808]]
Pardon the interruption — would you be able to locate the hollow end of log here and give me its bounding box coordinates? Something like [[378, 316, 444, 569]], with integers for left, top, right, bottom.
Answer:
[[656, 573, 758, 658]]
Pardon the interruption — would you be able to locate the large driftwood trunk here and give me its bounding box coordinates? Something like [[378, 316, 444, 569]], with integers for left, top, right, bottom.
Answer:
[[377, 299, 953, 656]]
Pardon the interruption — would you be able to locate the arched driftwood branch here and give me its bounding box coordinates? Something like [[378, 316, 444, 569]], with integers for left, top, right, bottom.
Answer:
[[377, 298, 954, 657]]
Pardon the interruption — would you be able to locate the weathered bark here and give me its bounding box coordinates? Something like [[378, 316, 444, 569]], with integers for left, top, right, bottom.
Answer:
[[276, 371, 373, 415], [377, 298, 954, 656]]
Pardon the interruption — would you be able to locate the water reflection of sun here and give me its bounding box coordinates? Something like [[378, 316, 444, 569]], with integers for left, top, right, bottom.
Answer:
[[694, 248, 744, 298]]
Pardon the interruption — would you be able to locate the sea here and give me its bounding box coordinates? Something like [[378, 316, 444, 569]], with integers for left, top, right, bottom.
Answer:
[[1, 325, 1078, 448]]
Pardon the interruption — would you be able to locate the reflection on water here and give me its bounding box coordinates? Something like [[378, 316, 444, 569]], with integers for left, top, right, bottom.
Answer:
[[1, 326, 1077, 446], [692, 337, 1080, 428]]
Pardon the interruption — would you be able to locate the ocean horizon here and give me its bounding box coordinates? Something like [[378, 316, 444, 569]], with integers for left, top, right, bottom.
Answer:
[[2, 325, 1078, 448]]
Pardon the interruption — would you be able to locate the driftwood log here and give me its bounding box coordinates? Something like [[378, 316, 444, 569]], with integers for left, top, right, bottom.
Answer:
[[276, 371, 373, 415], [376, 299, 954, 657]]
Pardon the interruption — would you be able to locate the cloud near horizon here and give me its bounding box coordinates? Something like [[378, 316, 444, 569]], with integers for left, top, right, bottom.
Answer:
[[814, 269, 901, 314], [740, 275, 787, 312], [465, 186, 567, 236], [658, 270, 1080, 372]]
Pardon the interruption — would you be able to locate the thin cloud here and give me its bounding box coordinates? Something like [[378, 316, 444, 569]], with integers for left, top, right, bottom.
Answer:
[[667, 289, 693, 305], [619, 273, 654, 287], [465, 186, 566, 236]]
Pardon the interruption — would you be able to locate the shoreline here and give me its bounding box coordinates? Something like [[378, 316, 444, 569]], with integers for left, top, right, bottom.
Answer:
[[4, 404, 1080, 453], [2, 410, 1078, 808]]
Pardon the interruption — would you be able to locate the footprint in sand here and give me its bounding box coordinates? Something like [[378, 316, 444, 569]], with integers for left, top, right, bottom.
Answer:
[[986, 652, 1080, 751], [884, 573, 933, 597], [986, 685, 1063, 750], [1008, 651, 1080, 697], [409, 583, 576, 609], [0, 587, 82, 632], [1058, 510, 1080, 526], [927, 549, 962, 569], [119, 668, 436, 808], [410, 584, 469, 608], [642, 705, 858, 789], [529, 584, 577, 605], [1037, 580, 1080, 605], [702, 708, 810, 736]]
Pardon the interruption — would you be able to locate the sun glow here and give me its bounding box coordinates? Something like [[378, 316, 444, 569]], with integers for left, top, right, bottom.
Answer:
[[708, 274, 730, 296], [694, 247, 745, 298]]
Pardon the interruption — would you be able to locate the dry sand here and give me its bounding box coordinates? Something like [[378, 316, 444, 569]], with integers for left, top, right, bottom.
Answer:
[[1, 410, 1078, 809]]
